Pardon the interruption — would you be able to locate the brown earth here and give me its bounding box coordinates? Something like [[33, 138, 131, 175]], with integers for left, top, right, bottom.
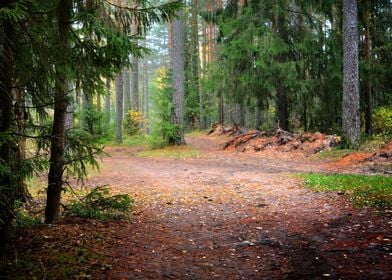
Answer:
[[1, 135, 391, 279]]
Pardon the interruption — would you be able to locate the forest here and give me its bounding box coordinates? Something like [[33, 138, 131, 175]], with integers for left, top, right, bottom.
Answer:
[[1, 0, 391, 278]]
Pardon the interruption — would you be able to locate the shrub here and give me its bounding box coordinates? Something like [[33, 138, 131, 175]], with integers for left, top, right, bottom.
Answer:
[[373, 106, 392, 137], [13, 200, 42, 228], [65, 186, 133, 220], [123, 110, 145, 136]]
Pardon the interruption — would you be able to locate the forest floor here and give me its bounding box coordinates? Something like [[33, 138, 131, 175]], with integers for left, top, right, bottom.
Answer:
[[2, 135, 392, 279]]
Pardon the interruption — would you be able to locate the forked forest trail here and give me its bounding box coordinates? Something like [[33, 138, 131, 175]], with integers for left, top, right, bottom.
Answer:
[[87, 135, 391, 279]]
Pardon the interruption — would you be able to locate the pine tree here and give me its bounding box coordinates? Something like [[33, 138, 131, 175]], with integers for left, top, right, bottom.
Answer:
[[342, 0, 360, 147], [171, 10, 186, 145]]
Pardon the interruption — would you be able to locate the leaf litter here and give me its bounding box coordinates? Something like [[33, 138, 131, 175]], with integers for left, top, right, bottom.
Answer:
[[1, 134, 391, 279]]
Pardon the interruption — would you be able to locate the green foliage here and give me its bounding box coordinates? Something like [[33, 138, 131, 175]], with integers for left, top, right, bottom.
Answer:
[[64, 129, 104, 183], [123, 134, 147, 147], [0, 1, 29, 22], [123, 110, 145, 136], [301, 173, 392, 208], [147, 134, 169, 149], [373, 107, 392, 137], [150, 67, 180, 146], [65, 186, 133, 220], [15, 210, 41, 229]]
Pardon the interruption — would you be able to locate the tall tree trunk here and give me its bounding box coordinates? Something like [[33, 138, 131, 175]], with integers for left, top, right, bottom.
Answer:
[[207, 1, 214, 62], [255, 99, 264, 130], [123, 69, 131, 115], [65, 81, 74, 131], [131, 60, 138, 111], [144, 58, 149, 133], [343, 0, 360, 147], [201, 21, 207, 126], [169, 21, 173, 59], [105, 78, 111, 127], [217, 0, 224, 125], [15, 88, 32, 203], [273, 1, 289, 131], [363, 0, 372, 135], [115, 73, 124, 143], [131, 0, 139, 112], [171, 11, 186, 145], [45, 0, 72, 223]]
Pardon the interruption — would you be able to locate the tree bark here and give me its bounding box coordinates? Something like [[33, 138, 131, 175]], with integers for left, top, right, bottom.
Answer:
[[65, 81, 74, 131], [131, 0, 139, 112], [171, 10, 186, 145], [124, 69, 131, 115], [115, 73, 124, 143], [131, 58, 139, 111], [105, 78, 111, 126], [144, 58, 149, 133], [342, 0, 360, 147], [45, 0, 72, 224]]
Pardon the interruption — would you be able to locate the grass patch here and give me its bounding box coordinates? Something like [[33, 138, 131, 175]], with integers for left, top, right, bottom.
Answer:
[[315, 148, 354, 160], [137, 145, 202, 159], [123, 134, 148, 147], [186, 129, 210, 137], [300, 173, 392, 208]]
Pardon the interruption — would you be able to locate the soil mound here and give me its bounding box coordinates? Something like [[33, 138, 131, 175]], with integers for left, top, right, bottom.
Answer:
[[367, 140, 392, 162], [208, 124, 341, 156]]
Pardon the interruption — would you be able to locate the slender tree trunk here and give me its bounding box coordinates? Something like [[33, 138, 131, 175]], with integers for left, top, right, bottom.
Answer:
[[15, 88, 32, 203], [130, 0, 139, 112], [171, 11, 186, 145], [207, 0, 214, 63], [144, 58, 149, 133], [255, 99, 264, 130], [45, 0, 72, 223], [201, 21, 208, 126], [115, 73, 124, 143], [363, 0, 372, 135], [65, 81, 74, 131], [123, 69, 131, 115], [217, 0, 224, 125], [105, 78, 111, 126], [343, 0, 360, 147], [169, 21, 173, 59], [141, 60, 145, 116], [131, 60, 139, 111]]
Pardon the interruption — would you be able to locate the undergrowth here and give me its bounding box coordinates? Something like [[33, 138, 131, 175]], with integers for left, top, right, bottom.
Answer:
[[301, 173, 392, 208], [64, 186, 133, 220], [314, 138, 388, 160]]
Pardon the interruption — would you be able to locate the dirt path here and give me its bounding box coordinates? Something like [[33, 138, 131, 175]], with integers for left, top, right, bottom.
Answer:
[[81, 135, 391, 279]]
